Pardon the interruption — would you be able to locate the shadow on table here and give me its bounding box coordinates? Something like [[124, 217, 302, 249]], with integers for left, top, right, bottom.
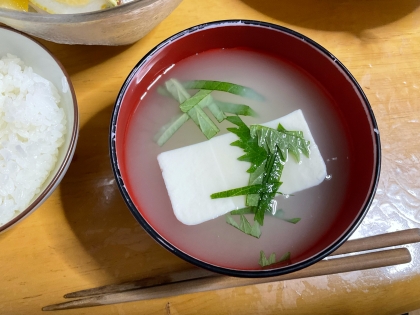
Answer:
[[59, 105, 188, 283], [38, 40, 132, 77], [241, 0, 420, 34]]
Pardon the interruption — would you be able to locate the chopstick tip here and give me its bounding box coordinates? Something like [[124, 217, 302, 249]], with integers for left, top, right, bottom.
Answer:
[[42, 305, 56, 311]]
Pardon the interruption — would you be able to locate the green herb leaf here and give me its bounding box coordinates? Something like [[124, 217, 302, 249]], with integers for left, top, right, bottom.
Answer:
[[246, 161, 266, 206], [154, 113, 189, 146], [250, 124, 310, 162], [273, 209, 301, 224], [252, 147, 283, 226], [164, 82, 221, 139], [211, 185, 263, 199], [259, 251, 276, 267], [226, 214, 261, 238], [230, 207, 255, 215], [215, 101, 257, 117], [165, 79, 191, 103], [197, 95, 227, 123], [284, 218, 301, 224], [187, 105, 219, 140], [155, 79, 194, 146], [226, 116, 268, 173], [183, 80, 265, 101], [207, 101, 227, 123], [230, 207, 301, 224], [155, 79, 261, 145], [279, 251, 291, 262], [179, 90, 213, 112], [259, 251, 291, 267], [213, 117, 311, 227]]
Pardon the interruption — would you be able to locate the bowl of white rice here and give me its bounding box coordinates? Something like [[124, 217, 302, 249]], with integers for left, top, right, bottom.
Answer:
[[0, 26, 78, 233]]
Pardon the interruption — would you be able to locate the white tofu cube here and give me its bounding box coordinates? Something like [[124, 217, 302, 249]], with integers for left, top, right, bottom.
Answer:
[[157, 110, 327, 225]]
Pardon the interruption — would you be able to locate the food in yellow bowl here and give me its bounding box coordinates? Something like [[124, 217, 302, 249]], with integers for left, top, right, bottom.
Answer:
[[0, 0, 29, 11], [29, 0, 117, 13]]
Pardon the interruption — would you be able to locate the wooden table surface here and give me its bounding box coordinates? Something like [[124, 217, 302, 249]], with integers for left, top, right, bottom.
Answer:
[[2, 0, 420, 314]]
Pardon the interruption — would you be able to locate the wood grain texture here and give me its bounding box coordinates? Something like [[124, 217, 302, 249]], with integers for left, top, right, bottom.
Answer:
[[1, 0, 420, 314], [42, 248, 412, 310], [61, 228, 420, 298]]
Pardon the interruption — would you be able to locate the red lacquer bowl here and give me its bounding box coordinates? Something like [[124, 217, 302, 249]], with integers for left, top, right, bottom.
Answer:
[[110, 20, 380, 277]]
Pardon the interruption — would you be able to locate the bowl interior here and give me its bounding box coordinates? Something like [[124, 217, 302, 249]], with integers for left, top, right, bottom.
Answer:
[[0, 26, 78, 232], [111, 21, 380, 276]]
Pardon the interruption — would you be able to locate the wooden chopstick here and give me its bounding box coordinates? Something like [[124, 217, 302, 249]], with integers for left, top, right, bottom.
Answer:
[[43, 229, 419, 311], [64, 228, 420, 299], [331, 228, 420, 256], [43, 247, 412, 311], [64, 268, 213, 299]]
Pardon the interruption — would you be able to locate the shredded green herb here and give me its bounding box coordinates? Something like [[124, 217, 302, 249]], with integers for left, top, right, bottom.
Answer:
[[211, 185, 263, 199], [182, 80, 265, 101], [153, 113, 189, 146], [230, 207, 301, 224], [155, 79, 262, 146], [187, 104, 220, 140], [259, 251, 276, 267], [259, 251, 291, 267], [214, 100, 257, 117], [225, 214, 261, 238], [273, 209, 301, 224], [199, 96, 227, 122], [165, 79, 190, 103], [179, 90, 213, 112]]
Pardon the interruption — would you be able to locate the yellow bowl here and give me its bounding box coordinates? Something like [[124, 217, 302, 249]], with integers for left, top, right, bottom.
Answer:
[[0, 0, 182, 45]]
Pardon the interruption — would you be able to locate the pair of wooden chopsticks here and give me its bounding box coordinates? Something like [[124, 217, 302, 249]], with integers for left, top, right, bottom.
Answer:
[[43, 228, 420, 311]]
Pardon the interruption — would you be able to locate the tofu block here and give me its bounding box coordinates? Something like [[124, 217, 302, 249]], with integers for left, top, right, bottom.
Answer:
[[157, 110, 327, 225]]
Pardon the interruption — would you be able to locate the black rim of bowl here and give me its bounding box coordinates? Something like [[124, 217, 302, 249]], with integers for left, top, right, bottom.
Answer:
[[109, 19, 381, 278]]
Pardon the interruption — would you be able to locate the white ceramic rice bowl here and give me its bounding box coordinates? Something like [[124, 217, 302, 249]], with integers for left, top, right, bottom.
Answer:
[[0, 26, 78, 233]]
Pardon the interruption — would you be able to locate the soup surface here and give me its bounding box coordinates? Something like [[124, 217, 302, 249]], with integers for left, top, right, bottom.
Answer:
[[123, 48, 350, 269]]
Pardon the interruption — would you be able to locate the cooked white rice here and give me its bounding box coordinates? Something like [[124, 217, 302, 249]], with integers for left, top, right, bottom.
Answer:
[[0, 54, 66, 226]]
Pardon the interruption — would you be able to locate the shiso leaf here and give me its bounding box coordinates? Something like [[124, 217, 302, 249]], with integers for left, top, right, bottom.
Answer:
[[226, 214, 261, 238], [250, 123, 310, 163], [246, 161, 266, 207], [187, 105, 219, 140], [259, 251, 276, 267], [179, 90, 212, 112], [182, 80, 265, 101], [230, 207, 255, 215], [196, 94, 227, 123], [273, 209, 301, 224], [154, 113, 189, 146], [225, 116, 268, 174], [230, 207, 301, 224], [252, 148, 283, 225], [165, 79, 191, 103], [155, 79, 260, 145], [207, 100, 227, 123], [279, 251, 291, 262], [259, 251, 291, 267], [211, 184, 263, 199], [284, 218, 301, 224], [214, 100, 257, 117], [213, 116, 310, 228]]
